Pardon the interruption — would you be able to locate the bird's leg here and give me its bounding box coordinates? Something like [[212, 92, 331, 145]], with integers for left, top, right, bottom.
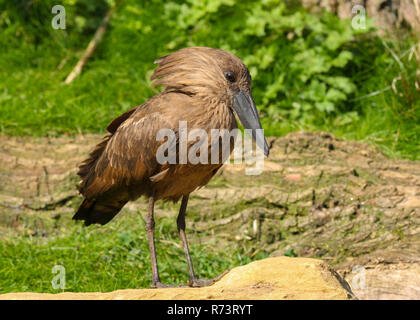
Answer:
[[177, 195, 195, 280], [177, 195, 229, 288], [145, 194, 166, 288]]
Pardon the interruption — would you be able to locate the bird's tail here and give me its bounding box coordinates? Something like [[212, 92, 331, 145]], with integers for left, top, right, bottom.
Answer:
[[73, 197, 127, 226]]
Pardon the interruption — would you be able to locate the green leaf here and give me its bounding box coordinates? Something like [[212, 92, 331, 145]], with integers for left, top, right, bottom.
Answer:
[[315, 101, 335, 112], [333, 111, 360, 126], [325, 88, 346, 102], [321, 76, 356, 94], [331, 51, 353, 68]]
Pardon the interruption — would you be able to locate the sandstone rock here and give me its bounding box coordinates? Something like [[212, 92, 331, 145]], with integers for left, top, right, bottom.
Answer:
[[0, 257, 354, 300]]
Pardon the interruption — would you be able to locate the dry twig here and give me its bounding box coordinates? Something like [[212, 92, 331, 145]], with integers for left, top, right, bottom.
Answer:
[[64, 7, 116, 84]]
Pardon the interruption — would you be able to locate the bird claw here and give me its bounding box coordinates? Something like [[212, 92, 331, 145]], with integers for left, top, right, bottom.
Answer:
[[150, 270, 230, 288], [187, 278, 215, 288], [150, 282, 187, 289], [187, 269, 230, 288]]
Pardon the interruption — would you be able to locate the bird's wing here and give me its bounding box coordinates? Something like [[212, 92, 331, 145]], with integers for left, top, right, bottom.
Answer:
[[77, 105, 141, 183], [78, 104, 174, 199], [106, 106, 139, 134]]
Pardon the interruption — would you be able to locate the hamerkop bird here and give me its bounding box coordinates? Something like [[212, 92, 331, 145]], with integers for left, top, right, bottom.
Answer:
[[73, 47, 269, 288]]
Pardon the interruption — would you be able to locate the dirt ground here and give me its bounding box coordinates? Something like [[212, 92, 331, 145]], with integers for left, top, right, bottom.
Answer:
[[1, 131, 419, 299]]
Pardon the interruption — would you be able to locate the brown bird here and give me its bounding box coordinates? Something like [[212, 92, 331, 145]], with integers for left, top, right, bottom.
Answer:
[[73, 47, 269, 288]]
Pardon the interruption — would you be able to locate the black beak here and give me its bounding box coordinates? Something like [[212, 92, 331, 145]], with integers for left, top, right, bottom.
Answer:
[[233, 90, 269, 157]]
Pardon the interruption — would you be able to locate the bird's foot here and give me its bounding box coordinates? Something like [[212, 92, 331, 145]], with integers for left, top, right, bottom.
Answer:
[[150, 282, 187, 289], [187, 278, 215, 288], [187, 269, 230, 288]]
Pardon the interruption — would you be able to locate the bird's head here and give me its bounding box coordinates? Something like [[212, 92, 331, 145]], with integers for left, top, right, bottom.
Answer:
[[151, 46, 269, 157]]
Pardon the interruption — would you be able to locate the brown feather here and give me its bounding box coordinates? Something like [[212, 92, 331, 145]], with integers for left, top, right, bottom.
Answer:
[[77, 134, 111, 189], [74, 47, 251, 225], [106, 106, 138, 133]]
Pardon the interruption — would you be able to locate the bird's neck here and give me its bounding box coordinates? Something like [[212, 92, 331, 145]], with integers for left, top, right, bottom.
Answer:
[[192, 95, 237, 131]]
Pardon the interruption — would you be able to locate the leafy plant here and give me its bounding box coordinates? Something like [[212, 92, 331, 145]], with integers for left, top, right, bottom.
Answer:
[[161, 0, 370, 129], [0, 0, 417, 159]]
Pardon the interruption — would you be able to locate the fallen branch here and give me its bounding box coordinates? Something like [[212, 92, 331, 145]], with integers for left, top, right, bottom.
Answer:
[[64, 6, 116, 84]]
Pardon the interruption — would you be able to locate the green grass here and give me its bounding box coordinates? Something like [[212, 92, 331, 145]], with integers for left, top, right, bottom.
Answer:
[[0, 209, 266, 293], [0, 0, 418, 293], [0, 0, 418, 160], [260, 33, 420, 160], [0, 0, 167, 136]]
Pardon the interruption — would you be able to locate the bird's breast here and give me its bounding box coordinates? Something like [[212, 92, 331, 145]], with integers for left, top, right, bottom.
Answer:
[[151, 101, 238, 201]]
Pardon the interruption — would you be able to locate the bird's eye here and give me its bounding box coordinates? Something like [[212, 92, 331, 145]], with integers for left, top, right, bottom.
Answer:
[[224, 71, 236, 83]]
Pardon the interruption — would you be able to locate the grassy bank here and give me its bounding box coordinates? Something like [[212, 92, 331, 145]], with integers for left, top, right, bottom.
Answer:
[[0, 0, 418, 160]]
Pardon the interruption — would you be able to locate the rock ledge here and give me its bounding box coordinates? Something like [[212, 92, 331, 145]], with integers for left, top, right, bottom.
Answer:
[[0, 257, 354, 300]]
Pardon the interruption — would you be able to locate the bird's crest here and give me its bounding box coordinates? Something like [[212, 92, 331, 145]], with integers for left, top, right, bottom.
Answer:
[[151, 47, 248, 99]]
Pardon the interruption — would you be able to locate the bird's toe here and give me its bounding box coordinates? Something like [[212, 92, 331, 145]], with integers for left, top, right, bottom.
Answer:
[[187, 278, 215, 288], [187, 270, 230, 288], [150, 282, 186, 289]]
